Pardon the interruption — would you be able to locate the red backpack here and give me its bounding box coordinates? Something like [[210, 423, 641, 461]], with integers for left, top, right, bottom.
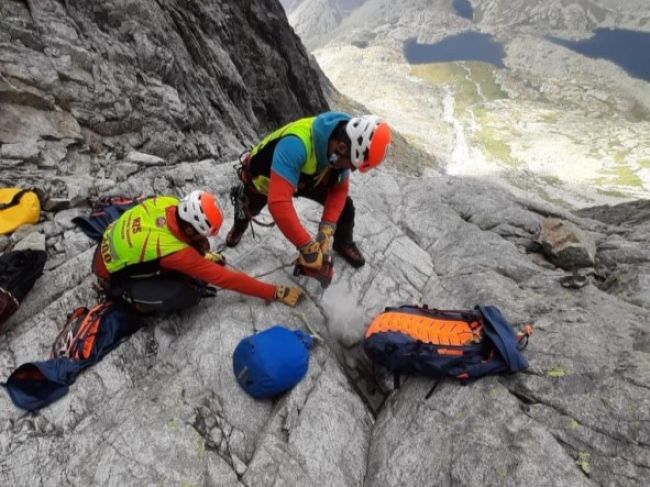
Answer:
[[51, 303, 111, 360]]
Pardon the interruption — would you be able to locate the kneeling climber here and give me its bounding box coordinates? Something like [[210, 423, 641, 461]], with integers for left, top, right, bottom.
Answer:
[[92, 191, 303, 312]]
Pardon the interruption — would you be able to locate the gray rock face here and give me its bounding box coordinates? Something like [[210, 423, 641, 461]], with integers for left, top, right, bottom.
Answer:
[[11, 230, 46, 252], [5, 158, 647, 486], [1, 0, 327, 194], [578, 200, 650, 309], [1, 1, 649, 487]]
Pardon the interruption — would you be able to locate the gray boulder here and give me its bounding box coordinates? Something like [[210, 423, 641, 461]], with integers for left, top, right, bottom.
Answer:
[[538, 217, 596, 270]]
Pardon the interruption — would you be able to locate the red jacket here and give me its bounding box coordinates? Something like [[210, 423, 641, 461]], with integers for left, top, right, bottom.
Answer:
[[94, 206, 276, 301], [267, 170, 349, 248]]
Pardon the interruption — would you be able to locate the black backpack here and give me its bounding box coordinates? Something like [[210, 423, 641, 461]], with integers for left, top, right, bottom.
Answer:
[[0, 250, 47, 329]]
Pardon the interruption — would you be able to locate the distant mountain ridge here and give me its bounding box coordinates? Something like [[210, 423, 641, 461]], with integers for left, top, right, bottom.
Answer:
[[282, 0, 650, 50], [283, 0, 650, 206]]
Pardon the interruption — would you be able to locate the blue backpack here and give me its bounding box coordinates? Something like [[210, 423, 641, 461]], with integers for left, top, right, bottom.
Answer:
[[363, 305, 532, 394], [232, 326, 313, 399]]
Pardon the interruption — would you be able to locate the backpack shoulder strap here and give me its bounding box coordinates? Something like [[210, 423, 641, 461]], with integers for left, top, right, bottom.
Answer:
[[424, 377, 443, 399], [51, 307, 89, 359]]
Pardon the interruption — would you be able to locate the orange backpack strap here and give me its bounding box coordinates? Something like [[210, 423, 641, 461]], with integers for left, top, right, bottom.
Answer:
[[51, 303, 111, 360], [70, 303, 111, 361], [51, 307, 88, 359]]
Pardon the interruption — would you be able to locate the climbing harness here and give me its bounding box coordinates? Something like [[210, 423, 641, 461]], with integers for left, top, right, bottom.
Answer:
[[230, 151, 275, 239]]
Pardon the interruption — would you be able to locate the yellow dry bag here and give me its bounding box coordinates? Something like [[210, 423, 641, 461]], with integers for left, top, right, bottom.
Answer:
[[0, 188, 41, 235]]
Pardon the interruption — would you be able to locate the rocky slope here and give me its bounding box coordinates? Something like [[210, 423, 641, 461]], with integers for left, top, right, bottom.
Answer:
[[1, 0, 327, 193], [1, 1, 649, 486], [284, 0, 650, 207]]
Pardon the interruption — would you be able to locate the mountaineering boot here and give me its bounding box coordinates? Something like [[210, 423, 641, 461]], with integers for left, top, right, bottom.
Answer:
[[333, 240, 365, 268], [225, 217, 250, 247]]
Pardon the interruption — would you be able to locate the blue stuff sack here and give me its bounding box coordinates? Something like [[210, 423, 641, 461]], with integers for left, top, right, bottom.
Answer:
[[233, 325, 313, 399]]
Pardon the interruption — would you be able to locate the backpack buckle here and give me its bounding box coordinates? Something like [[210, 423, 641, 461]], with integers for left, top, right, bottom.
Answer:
[[516, 323, 534, 350]]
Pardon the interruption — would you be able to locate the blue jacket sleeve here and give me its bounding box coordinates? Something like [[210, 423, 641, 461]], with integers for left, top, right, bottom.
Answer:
[[270, 136, 308, 188]]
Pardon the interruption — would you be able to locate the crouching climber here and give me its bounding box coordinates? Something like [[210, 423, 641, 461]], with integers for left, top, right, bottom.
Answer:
[[226, 111, 392, 270], [92, 190, 303, 312]]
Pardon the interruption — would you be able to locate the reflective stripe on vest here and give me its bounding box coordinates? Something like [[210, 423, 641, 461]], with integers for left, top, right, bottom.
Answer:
[[249, 117, 319, 194], [102, 196, 189, 274]]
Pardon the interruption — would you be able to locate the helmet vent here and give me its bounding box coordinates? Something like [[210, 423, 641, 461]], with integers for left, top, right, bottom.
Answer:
[[345, 114, 390, 170]]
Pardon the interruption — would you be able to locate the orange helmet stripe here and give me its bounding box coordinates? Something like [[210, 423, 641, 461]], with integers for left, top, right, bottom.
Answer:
[[201, 192, 224, 235], [360, 122, 392, 172]]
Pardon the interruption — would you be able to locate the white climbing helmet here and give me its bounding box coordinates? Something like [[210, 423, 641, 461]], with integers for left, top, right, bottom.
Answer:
[[345, 115, 392, 172], [177, 190, 223, 237]]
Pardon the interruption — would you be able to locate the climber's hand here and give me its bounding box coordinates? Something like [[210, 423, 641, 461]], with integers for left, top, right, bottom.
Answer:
[[204, 251, 226, 266], [297, 241, 323, 270], [274, 285, 304, 307], [316, 222, 335, 256]]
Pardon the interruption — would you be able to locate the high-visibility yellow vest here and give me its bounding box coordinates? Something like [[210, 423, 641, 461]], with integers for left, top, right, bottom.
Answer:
[[249, 117, 319, 194], [101, 196, 188, 274]]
